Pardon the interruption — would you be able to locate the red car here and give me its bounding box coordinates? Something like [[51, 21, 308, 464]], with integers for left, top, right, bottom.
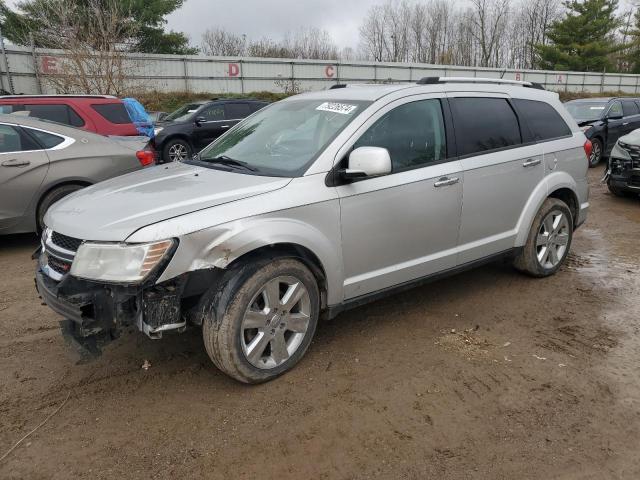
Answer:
[[0, 95, 139, 136]]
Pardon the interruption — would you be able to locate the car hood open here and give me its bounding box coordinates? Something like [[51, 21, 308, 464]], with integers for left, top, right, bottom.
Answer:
[[45, 162, 290, 241], [619, 129, 640, 145]]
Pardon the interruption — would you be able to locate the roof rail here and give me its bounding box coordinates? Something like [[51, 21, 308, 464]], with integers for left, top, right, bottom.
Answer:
[[416, 76, 545, 90], [0, 94, 118, 99]]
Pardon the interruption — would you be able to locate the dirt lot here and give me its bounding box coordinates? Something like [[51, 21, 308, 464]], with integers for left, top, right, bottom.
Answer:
[[1, 166, 639, 479]]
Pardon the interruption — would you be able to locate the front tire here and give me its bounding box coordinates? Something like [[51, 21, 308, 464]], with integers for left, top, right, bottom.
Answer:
[[162, 138, 192, 162], [589, 138, 603, 167], [202, 258, 320, 383], [513, 198, 573, 277]]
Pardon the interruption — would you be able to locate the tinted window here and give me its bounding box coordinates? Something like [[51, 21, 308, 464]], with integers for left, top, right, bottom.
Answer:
[[622, 100, 639, 116], [91, 103, 131, 124], [354, 99, 446, 172], [514, 99, 572, 141], [25, 104, 84, 127], [0, 124, 40, 153], [200, 104, 225, 121], [250, 102, 268, 113], [608, 101, 623, 118], [451, 98, 521, 156], [0, 105, 14, 114], [224, 103, 251, 119], [28, 128, 65, 148]]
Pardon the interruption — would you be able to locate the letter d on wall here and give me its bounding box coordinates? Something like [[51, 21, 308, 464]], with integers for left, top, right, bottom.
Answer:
[[228, 63, 240, 77]]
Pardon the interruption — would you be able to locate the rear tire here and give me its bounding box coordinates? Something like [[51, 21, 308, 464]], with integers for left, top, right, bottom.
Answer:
[[513, 198, 573, 277], [589, 138, 603, 167], [37, 184, 85, 233], [202, 257, 320, 384], [162, 138, 192, 162]]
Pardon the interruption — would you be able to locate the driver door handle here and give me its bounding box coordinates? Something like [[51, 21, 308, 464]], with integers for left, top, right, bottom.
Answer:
[[434, 176, 459, 187], [522, 158, 541, 168], [1, 158, 30, 167]]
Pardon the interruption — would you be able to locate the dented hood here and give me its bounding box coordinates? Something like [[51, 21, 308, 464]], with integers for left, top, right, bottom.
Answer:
[[45, 162, 290, 241]]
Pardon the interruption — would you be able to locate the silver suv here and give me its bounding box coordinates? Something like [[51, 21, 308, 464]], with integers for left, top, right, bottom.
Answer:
[[36, 78, 590, 383]]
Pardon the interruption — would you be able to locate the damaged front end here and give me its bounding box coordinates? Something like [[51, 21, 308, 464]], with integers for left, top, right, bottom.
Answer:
[[606, 140, 640, 192], [34, 229, 217, 358]]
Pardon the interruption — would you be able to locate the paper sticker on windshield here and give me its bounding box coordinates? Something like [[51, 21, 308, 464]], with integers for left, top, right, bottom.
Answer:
[[316, 102, 358, 115]]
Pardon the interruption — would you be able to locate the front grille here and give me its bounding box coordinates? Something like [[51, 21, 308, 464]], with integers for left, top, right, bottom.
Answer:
[[618, 141, 640, 169], [47, 254, 72, 275], [51, 231, 83, 252]]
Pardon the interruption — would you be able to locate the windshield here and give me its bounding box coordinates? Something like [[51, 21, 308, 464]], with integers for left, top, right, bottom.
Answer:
[[565, 102, 607, 122], [195, 99, 370, 177], [164, 103, 203, 122]]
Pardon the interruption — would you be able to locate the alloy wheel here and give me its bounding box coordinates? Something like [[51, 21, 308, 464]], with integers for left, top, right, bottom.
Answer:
[[168, 143, 189, 162], [536, 210, 570, 269], [241, 276, 311, 369], [590, 141, 601, 165]]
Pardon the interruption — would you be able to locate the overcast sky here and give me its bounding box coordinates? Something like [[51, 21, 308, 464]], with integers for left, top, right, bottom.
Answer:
[[166, 0, 378, 51]]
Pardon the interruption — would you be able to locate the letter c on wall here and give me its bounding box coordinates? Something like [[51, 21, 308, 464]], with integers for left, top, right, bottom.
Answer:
[[325, 65, 335, 78]]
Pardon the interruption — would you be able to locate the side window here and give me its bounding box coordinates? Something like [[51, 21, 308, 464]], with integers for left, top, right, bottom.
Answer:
[[200, 105, 225, 121], [91, 103, 131, 124], [608, 101, 623, 118], [0, 105, 15, 114], [67, 106, 85, 127], [250, 102, 268, 113], [622, 101, 639, 117], [450, 98, 521, 156], [354, 99, 447, 172], [27, 128, 65, 149], [513, 99, 572, 141], [224, 103, 251, 119], [0, 124, 40, 153]]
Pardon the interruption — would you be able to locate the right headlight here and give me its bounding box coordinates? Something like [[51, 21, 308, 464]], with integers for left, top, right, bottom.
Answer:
[[611, 141, 631, 160], [70, 239, 175, 283]]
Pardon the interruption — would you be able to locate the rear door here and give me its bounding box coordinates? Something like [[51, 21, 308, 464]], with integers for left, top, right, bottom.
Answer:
[[224, 102, 252, 128], [449, 94, 544, 265], [0, 123, 50, 232]]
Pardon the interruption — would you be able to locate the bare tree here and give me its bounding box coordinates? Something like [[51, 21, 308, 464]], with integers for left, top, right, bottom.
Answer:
[[201, 28, 246, 56], [29, 0, 139, 94]]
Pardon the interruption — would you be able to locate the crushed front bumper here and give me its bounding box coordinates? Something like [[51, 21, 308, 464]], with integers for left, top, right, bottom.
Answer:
[[35, 260, 188, 356]]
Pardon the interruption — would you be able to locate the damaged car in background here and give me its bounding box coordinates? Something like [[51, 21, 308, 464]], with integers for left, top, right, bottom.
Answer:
[[36, 78, 590, 383], [604, 129, 640, 197]]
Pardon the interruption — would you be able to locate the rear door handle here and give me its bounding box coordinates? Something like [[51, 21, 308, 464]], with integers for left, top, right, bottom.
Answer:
[[1, 158, 30, 167], [522, 158, 541, 168], [434, 176, 459, 187]]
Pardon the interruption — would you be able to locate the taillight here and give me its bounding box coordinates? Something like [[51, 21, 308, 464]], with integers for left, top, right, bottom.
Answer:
[[583, 140, 593, 164], [136, 150, 155, 167]]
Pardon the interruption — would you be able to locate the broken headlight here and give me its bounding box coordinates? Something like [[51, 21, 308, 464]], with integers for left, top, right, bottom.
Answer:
[[70, 239, 175, 283]]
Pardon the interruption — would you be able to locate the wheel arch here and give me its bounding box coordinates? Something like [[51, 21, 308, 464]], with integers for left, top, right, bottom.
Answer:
[[515, 172, 580, 246], [36, 179, 92, 230]]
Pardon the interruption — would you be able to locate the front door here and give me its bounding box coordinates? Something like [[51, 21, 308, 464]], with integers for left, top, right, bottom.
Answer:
[[0, 124, 50, 232], [192, 104, 227, 149], [337, 97, 463, 300], [605, 100, 624, 153]]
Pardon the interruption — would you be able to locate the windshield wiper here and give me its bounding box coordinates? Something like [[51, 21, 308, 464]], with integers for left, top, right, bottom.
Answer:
[[203, 155, 258, 172]]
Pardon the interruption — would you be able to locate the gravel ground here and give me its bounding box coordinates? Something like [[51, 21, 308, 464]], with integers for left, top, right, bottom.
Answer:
[[1, 166, 639, 479]]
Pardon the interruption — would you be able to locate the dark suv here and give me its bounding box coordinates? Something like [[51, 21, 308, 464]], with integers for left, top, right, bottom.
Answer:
[[565, 97, 640, 167], [154, 98, 269, 162]]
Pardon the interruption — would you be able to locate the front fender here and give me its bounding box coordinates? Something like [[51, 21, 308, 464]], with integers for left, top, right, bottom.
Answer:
[[514, 171, 578, 246], [156, 203, 344, 305]]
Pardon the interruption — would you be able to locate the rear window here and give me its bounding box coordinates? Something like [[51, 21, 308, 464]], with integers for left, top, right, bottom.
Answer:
[[224, 103, 251, 119], [27, 128, 65, 148], [24, 104, 84, 127], [91, 103, 131, 124], [450, 97, 522, 156], [514, 99, 572, 142]]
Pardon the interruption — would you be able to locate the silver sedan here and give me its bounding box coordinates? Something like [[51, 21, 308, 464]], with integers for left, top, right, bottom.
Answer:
[[0, 114, 153, 235]]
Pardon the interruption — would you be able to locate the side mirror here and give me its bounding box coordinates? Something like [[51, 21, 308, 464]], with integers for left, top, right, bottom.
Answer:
[[341, 146, 391, 179], [195, 116, 206, 126]]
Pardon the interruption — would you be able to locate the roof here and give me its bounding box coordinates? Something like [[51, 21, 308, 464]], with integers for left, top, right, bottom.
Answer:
[[565, 97, 614, 103], [0, 94, 117, 99]]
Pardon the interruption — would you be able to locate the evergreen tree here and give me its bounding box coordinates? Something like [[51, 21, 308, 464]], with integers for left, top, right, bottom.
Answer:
[[0, 0, 198, 55], [535, 0, 621, 72]]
